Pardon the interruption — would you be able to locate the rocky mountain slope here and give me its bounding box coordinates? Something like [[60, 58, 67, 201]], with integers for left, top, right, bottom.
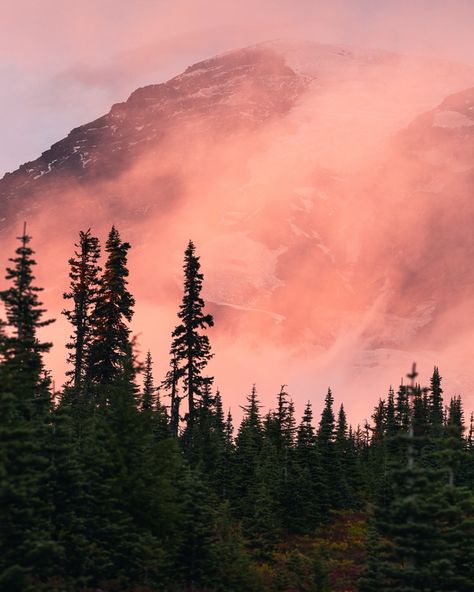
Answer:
[[1, 41, 474, 415]]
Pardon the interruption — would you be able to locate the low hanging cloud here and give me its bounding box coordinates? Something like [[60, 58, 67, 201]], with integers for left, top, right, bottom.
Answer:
[[2, 39, 474, 425], [2, 5, 474, 423]]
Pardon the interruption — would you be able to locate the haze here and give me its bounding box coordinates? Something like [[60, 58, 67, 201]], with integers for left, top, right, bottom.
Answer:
[[2, 0, 474, 175], [1, 2, 474, 425]]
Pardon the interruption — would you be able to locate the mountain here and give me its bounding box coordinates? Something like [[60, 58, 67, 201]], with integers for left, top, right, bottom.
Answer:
[[1, 41, 474, 418], [0, 44, 308, 216]]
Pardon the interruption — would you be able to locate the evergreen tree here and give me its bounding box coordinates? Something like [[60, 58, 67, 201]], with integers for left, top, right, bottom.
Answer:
[[395, 382, 410, 431], [234, 386, 263, 517], [49, 402, 90, 587], [177, 467, 219, 589], [2, 223, 474, 591], [0, 227, 59, 589], [141, 350, 156, 412], [140, 350, 169, 440], [185, 378, 226, 482], [318, 387, 335, 445], [219, 407, 235, 499], [447, 395, 464, 431], [247, 436, 281, 556], [162, 355, 182, 436], [335, 403, 357, 507], [87, 226, 135, 388], [292, 401, 325, 532], [367, 365, 474, 592], [317, 387, 341, 510], [297, 401, 315, 450], [169, 240, 214, 426], [0, 225, 54, 401], [429, 366, 444, 429], [63, 229, 101, 390]]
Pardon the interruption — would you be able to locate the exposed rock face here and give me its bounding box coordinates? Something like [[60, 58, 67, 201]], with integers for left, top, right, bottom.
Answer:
[[0, 46, 309, 214], [1, 41, 474, 414]]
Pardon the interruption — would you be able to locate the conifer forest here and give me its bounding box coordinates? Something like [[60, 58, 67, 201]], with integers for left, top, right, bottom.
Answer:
[[0, 225, 473, 592]]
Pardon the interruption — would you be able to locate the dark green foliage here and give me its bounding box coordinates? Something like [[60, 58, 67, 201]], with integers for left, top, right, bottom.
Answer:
[[63, 229, 101, 390], [87, 226, 135, 387], [168, 240, 214, 426], [358, 520, 384, 592], [234, 385, 264, 516], [162, 354, 181, 437], [141, 349, 169, 441], [290, 401, 326, 532], [318, 387, 345, 511], [246, 437, 281, 556], [176, 467, 219, 588], [0, 229, 59, 588], [395, 383, 410, 430], [362, 365, 474, 592], [429, 366, 444, 428], [1, 227, 474, 592], [141, 350, 156, 412]]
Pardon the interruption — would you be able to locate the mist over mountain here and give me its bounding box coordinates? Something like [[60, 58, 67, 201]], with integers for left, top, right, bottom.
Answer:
[[1, 40, 474, 419]]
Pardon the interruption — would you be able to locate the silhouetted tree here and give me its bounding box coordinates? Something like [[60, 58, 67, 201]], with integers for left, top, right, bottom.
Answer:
[[169, 240, 214, 427], [87, 226, 135, 388], [63, 229, 101, 390]]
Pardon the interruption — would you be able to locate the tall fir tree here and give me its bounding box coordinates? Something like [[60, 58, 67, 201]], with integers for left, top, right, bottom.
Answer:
[[317, 387, 341, 510], [162, 355, 182, 436], [234, 386, 263, 518], [141, 350, 156, 413], [168, 240, 214, 427], [0, 224, 54, 402], [0, 226, 59, 589], [62, 229, 101, 391], [429, 366, 444, 427], [292, 401, 325, 532], [87, 226, 135, 389]]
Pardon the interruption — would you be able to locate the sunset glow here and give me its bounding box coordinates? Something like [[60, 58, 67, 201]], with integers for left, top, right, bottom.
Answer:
[[2, 3, 474, 589]]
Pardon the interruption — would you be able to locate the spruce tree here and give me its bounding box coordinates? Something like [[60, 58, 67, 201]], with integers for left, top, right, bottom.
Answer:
[[162, 355, 182, 436], [0, 226, 59, 589], [234, 386, 263, 517], [335, 403, 357, 507], [293, 401, 325, 531], [317, 387, 340, 511], [177, 467, 219, 589], [395, 382, 410, 431], [369, 364, 470, 592], [318, 387, 335, 445], [49, 402, 90, 586], [214, 405, 235, 499], [0, 224, 54, 402], [87, 226, 135, 388], [169, 240, 214, 426], [297, 401, 315, 450], [247, 436, 281, 556], [429, 366, 444, 429], [141, 350, 156, 412], [63, 229, 101, 390]]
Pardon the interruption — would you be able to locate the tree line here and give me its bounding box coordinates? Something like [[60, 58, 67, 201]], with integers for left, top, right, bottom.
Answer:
[[0, 225, 473, 591]]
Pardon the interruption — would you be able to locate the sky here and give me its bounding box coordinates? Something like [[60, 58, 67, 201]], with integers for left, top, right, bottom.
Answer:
[[2, 0, 474, 176]]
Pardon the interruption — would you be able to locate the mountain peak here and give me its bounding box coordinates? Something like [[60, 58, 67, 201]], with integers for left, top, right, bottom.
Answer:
[[1, 41, 474, 409]]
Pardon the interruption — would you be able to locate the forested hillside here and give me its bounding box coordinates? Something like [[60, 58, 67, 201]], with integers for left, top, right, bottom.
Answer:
[[0, 226, 473, 591]]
